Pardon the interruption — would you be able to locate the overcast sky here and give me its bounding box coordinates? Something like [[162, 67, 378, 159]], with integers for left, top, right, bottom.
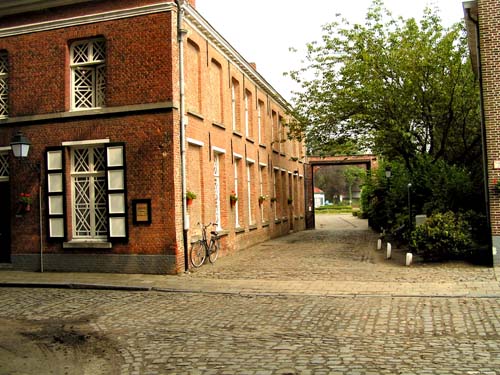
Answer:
[[196, 0, 466, 101]]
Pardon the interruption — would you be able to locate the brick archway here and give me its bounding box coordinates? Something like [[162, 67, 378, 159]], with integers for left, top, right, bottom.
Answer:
[[304, 155, 378, 229]]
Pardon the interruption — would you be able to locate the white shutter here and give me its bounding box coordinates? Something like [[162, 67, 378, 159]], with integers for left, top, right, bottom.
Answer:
[[45, 147, 66, 240], [105, 143, 128, 242]]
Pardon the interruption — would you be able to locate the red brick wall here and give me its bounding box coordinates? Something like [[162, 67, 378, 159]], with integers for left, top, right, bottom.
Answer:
[[0, 12, 173, 116], [479, 0, 500, 236], [0, 0, 306, 273], [8, 113, 179, 259], [181, 21, 307, 255]]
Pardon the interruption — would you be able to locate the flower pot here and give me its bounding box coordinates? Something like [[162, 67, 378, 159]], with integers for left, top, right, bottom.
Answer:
[[186, 198, 193, 206]]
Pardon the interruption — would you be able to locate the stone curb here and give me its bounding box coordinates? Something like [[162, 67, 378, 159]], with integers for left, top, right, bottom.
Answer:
[[2, 282, 500, 298], [0, 282, 152, 291]]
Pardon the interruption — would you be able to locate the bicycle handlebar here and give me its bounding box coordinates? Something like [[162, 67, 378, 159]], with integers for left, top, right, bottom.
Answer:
[[197, 222, 218, 229]]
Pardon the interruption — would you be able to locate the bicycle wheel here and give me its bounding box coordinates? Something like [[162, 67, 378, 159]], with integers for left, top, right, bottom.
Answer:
[[190, 241, 206, 268], [208, 237, 220, 263]]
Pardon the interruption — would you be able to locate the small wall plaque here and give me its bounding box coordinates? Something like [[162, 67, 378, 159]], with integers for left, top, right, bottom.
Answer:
[[132, 199, 151, 225]]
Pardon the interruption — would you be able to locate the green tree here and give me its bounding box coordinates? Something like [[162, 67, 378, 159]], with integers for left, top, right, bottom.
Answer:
[[287, 0, 481, 169], [343, 166, 366, 204]]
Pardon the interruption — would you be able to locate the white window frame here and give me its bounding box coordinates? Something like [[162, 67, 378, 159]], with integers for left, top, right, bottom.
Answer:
[[70, 145, 107, 239], [244, 90, 249, 137], [257, 101, 262, 144], [234, 157, 241, 227], [273, 168, 278, 220], [213, 152, 222, 230], [247, 160, 254, 225], [70, 38, 106, 110], [231, 81, 237, 131], [0, 51, 8, 118], [259, 165, 265, 222]]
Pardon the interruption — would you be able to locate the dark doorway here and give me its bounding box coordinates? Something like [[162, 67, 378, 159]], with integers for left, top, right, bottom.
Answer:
[[0, 182, 11, 263]]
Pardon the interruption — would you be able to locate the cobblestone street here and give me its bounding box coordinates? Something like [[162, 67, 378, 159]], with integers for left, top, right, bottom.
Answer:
[[1, 215, 499, 374]]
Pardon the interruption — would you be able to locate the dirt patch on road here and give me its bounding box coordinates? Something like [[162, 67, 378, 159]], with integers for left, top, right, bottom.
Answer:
[[0, 317, 122, 375]]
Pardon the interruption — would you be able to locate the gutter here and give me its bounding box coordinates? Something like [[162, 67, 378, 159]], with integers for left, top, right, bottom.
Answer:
[[175, 0, 190, 272]]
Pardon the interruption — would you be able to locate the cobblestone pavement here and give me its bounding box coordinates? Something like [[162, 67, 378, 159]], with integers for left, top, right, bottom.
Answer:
[[0, 288, 499, 374], [188, 214, 497, 284], [1, 214, 499, 374]]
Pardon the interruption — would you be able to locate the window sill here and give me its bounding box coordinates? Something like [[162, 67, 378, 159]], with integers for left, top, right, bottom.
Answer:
[[246, 137, 255, 144], [262, 222, 270, 227], [217, 229, 230, 237], [212, 121, 225, 129], [259, 143, 267, 149], [274, 218, 282, 224], [233, 130, 243, 138], [249, 224, 257, 231], [235, 227, 245, 234], [63, 240, 112, 249], [187, 110, 204, 120]]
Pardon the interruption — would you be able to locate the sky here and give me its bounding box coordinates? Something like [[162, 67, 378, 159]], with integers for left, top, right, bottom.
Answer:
[[196, 0, 466, 102]]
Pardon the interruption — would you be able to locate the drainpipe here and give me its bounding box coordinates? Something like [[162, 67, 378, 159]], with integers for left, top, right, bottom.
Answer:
[[466, 7, 492, 243], [175, 0, 189, 272]]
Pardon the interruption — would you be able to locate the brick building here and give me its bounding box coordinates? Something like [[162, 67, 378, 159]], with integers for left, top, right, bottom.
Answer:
[[464, 0, 500, 267], [0, 0, 306, 274]]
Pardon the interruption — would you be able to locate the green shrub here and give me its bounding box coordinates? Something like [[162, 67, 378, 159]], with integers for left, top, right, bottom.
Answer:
[[410, 211, 473, 261]]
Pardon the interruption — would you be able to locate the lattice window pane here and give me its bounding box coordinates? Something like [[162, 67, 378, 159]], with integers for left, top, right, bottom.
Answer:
[[0, 153, 8, 178], [0, 79, 7, 116], [0, 52, 7, 75], [72, 42, 90, 64], [74, 176, 91, 237], [73, 148, 90, 173], [93, 147, 105, 172], [92, 40, 106, 62], [94, 176, 107, 236], [71, 39, 105, 109], [0, 51, 8, 117], [73, 67, 94, 109], [96, 65, 106, 108], [72, 146, 108, 239]]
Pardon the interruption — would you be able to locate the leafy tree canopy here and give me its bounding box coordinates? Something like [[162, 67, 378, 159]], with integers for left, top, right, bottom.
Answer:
[[287, 0, 481, 170]]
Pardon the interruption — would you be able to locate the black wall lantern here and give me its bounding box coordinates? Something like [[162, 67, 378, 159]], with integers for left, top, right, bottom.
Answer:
[[10, 131, 31, 158]]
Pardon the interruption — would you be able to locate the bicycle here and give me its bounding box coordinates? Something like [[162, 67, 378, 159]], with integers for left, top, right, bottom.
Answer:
[[190, 222, 221, 267]]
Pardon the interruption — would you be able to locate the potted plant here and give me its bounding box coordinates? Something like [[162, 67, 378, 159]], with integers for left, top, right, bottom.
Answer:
[[258, 195, 267, 205], [229, 191, 238, 207], [186, 191, 197, 206], [494, 180, 500, 193], [270, 197, 277, 204], [287, 198, 293, 205], [18, 192, 32, 213]]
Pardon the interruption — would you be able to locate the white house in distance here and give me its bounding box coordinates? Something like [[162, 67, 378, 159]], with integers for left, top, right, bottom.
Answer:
[[314, 187, 326, 207]]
